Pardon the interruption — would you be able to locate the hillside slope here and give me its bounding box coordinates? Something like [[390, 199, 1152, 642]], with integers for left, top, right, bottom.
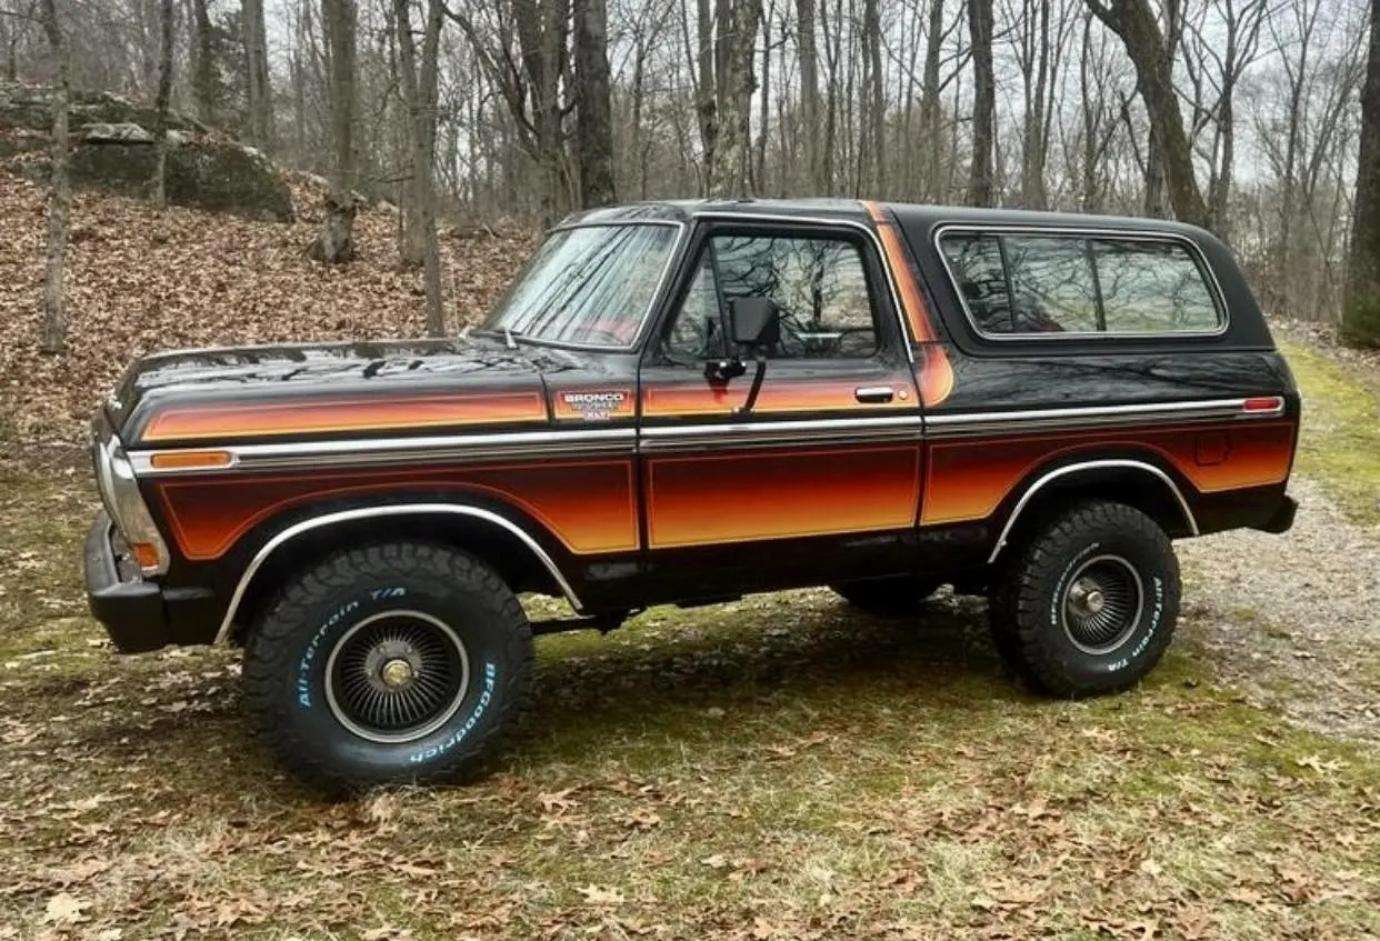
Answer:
[[0, 167, 531, 444]]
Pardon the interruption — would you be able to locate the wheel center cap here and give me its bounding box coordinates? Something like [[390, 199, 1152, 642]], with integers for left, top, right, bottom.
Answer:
[[380, 658, 415, 688], [1083, 588, 1105, 614], [1069, 580, 1107, 616]]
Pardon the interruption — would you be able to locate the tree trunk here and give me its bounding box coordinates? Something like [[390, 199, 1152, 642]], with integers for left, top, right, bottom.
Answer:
[[1342, 0, 1380, 348], [1087, 0, 1209, 229], [38, 0, 69, 355], [573, 0, 616, 207], [190, 0, 217, 125], [310, 0, 358, 264], [695, 0, 718, 192], [394, 0, 444, 336], [862, 0, 884, 194], [796, 0, 822, 190], [920, 0, 944, 200], [708, 0, 762, 198], [153, 0, 174, 209], [242, 0, 273, 149], [966, 0, 995, 206]]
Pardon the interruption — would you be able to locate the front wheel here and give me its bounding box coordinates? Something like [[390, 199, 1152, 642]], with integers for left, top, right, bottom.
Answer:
[[989, 501, 1180, 696], [243, 542, 532, 790]]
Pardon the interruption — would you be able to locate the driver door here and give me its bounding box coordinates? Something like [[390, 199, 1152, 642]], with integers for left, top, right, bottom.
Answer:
[[636, 219, 923, 595]]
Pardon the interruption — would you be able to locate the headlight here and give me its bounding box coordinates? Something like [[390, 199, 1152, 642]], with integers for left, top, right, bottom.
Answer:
[[95, 434, 170, 576]]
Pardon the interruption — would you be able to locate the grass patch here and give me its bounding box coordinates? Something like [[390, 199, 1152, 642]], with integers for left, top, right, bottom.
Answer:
[[1281, 338, 1380, 525]]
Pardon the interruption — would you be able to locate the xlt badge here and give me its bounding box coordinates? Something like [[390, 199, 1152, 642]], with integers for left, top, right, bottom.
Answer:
[[556, 390, 631, 421]]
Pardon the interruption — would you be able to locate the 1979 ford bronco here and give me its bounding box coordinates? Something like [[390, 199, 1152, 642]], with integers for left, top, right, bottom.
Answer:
[[85, 199, 1299, 788]]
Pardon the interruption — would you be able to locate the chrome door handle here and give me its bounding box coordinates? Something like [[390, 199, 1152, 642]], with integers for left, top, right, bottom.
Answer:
[[855, 386, 895, 403]]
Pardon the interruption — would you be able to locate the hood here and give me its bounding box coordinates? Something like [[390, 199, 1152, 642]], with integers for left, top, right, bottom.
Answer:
[[108, 335, 597, 447]]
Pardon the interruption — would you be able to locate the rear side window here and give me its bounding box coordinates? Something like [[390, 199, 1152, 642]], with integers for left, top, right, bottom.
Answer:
[[939, 231, 1222, 337]]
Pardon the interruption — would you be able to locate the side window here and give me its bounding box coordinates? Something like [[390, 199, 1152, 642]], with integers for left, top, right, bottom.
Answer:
[[1003, 236, 1099, 333], [940, 231, 1222, 336], [664, 232, 879, 360], [1093, 239, 1220, 332], [939, 234, 1011, 333]]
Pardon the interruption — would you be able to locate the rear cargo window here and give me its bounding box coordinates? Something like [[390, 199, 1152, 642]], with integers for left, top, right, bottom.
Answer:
[[939, 231, 1222, 337]]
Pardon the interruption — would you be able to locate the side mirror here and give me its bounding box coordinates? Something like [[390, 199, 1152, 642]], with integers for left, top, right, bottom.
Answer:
[[728, 297, 780, 350]]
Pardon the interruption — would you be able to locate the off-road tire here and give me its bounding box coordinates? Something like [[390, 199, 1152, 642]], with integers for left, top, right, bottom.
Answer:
[[988, 500, 1180, 696], [831, 576, 943, 616], [243, 542, 532, 791]]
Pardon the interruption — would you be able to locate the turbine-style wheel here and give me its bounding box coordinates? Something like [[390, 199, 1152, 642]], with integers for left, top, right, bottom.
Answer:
[[989, 500, 1179, 696], [243, 542, 532, 790]]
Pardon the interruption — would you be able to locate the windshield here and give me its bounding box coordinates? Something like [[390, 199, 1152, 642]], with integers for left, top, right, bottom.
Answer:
[[483, 223, 679, 348]]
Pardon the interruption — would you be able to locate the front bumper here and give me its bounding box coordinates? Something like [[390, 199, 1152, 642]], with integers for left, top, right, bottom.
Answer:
[[84, 513, 216, 652]]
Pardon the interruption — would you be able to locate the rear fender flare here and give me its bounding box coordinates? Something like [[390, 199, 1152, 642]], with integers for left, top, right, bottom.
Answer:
[[987, 459, 1198, 565]]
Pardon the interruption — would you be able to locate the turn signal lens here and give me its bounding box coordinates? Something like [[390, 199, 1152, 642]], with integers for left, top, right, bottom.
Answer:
[[149, 450, 233, 470], [130, 542, 162, 569], [1242, 396, 1283, 413]]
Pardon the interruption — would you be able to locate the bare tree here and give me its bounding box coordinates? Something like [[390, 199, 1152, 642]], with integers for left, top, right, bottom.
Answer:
[[1343, 0, 1380, 347], [796, 0, 824, 190], [310, 0, 359, 263], [966, 0, 995, 205], [152, 0, 174, 208], [700, 0, 759, 196], [395, 0, 445, 334], [1086, 0, 1210, 229], [242, 0, 273, 148], [189, 0, 219, 125], [573, 0, 615, 206], [37, 0, 69, 354], [1179, 0, 1268, 240]]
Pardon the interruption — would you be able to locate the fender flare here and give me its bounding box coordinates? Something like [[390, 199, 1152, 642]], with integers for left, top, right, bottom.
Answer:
[[986, 459, 1198, 565], [212, 503, 583, 643]]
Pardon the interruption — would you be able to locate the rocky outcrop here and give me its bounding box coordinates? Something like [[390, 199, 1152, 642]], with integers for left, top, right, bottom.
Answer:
[[0, 81, 294, 222]]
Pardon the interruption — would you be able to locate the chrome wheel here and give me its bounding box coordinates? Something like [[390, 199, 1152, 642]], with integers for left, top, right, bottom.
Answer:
[[1061, 555, 1144, 655], [324, 610, 470, 743]]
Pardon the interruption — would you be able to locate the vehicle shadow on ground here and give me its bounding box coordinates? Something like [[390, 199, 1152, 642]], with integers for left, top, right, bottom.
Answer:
[[57, 591, 1041, 803]]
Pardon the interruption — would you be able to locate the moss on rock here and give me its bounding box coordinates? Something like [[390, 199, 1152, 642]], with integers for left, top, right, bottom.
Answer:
[[67, 139, 294, 222]]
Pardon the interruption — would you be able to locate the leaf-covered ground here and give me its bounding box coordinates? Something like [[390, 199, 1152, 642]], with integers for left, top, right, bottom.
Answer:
[[2, 171, 1379, 938], [0, 166, 533, 445]]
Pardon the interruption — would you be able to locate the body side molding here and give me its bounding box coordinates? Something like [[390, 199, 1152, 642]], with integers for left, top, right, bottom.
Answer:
[[986, 459, 1199, 565], [213, 503, 583, 644]]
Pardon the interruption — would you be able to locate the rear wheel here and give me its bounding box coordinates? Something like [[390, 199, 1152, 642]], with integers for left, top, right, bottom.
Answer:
[[988, 500, 1179, 696], [243, 542, 532, 791], [831, 575, 943, 616]]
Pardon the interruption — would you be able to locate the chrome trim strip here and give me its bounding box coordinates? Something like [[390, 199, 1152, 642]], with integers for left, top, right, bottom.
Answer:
[[690, 211, 918, 366], [642, 415, 922, 437], [639, 415, 923, 451], [130, 427, 637, 476], [925, 397, 1281, 437], [987, 459, 1198, 565], [931, 223, 1230, 341], [213, 504, 583, 644]]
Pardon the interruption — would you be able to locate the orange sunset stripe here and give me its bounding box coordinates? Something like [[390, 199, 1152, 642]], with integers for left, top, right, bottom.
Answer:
[[141, 390, 549, 442], [642, 377, 913, 417], [646, 445, 920, 548], [863, 200, 955, 408], [922, 421, 1295, 525], [155, 459, 639, 559]]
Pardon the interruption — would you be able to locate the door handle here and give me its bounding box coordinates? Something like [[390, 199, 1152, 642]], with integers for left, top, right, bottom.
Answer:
[[855, 386, 895, 403]]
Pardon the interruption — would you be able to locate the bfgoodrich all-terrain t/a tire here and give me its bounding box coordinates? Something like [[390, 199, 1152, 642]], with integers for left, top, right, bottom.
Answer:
[[989, 500, 1181, 697], [243, 542, 532, 791]]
